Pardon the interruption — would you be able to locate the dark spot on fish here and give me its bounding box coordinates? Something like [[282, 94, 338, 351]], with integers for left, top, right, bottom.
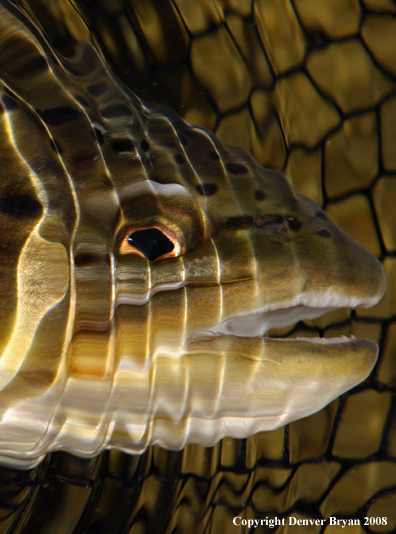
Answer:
[[2, 96, 18, 110], [209, 151, 220, 160], [141, 139, 150, 151], [178, 133, 189, 146], [74, 252, 111, 267], [0, 195, 43, 219], [102, 104, 132, 118], [94, 128, 105, 144], [226, 162, 248, 175], [316, 211, 328, 221], [286, 217, 302, 231], [316, 228, 331, 238], [254, 190, 266, 201], [12, 56, 48, 77], [75, 95, 89, 108], [110, 138, 135, 152], [226, 216, 254, 229], [196, 184, 218, 196], [36, 106, 84, 126], [174, 154, 185, 164], [88, 84, 107, 97]]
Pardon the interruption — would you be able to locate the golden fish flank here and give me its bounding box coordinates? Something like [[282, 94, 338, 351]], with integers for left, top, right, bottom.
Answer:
[[0, 4, 386, 469]]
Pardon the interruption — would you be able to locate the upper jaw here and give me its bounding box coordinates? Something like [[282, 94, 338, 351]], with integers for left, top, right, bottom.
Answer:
[[185, 242, 387, 344], [185, 290, 385, 344]]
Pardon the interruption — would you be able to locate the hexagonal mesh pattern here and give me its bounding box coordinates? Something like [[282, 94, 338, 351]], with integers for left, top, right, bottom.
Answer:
[[0, 1, 395, 533]]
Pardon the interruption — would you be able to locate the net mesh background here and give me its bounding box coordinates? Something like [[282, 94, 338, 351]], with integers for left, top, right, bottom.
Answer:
[[0, 0, 395, 533]]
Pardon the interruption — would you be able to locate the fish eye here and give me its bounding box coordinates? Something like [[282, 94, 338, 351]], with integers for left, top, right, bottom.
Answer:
[[119, 226, 181, 261], [128, 228, 174, 261]]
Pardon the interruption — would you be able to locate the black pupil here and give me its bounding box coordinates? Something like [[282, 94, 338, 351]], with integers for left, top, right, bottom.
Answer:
[[127, 228, 174, 261]]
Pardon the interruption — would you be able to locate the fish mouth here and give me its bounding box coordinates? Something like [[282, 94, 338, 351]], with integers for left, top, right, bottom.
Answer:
[[186, 293, 380, 348], [180, 292, 381, 436]]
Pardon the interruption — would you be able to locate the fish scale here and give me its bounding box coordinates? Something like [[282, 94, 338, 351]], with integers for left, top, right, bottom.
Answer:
[[0, 1, 386, 468]]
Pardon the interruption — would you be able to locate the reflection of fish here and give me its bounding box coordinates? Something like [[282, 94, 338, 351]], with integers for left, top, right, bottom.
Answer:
[[0, 3, 386, 469]]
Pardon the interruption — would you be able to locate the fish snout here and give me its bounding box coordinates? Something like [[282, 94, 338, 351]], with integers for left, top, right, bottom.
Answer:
[[326, 222, 387, 309], [342, 237, 386, 308]]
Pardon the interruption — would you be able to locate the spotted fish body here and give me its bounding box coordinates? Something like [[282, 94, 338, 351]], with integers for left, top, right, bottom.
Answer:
[[0, 3, 386, 468]]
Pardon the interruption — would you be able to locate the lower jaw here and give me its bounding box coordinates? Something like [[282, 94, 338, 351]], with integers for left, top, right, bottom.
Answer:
[[0, 330, 378, 469]]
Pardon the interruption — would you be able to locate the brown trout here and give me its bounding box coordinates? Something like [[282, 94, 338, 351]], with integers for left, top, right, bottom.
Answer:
[[0, 2, 386, 468]]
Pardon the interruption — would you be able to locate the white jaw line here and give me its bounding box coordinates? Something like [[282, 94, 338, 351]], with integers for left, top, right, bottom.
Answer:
[[273, 335, 357, 345], [187, 293, 376, 343]]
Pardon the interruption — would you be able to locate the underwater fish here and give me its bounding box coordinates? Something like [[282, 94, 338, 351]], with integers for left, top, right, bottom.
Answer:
[[0, 2, 386, 468]]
